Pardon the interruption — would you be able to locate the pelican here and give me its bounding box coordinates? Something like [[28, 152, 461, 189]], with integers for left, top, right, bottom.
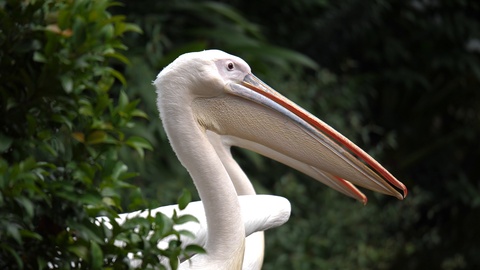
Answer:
[[127, 49, 407, 269], [149, 49, 407, 269]]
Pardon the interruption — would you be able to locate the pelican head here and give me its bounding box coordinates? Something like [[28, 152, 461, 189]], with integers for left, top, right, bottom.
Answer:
[[155, 50, 249, 98]]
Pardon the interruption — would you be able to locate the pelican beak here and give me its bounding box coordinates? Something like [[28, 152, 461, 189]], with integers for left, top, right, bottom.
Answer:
[[193, 73, 407, 204]]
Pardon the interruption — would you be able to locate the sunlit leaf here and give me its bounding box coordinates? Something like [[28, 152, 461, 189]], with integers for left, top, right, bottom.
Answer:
[[72, 132, 85, 143], [33, 51, 46, 63], [87, 130, 108, 144], [60, 75, 74, 93], [131, 109, 148, 119]]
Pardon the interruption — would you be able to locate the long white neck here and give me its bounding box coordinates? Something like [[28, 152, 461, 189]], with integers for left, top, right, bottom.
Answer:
[[206, 131, 256, 196], [157, 84, 245, 267], [206, 131, 265, 270]]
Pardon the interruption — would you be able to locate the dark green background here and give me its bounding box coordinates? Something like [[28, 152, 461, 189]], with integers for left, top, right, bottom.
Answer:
[[1, 0, 479, 269]]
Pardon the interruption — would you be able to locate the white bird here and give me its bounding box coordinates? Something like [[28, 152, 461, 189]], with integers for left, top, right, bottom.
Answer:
[[110, 49, 407, 269]]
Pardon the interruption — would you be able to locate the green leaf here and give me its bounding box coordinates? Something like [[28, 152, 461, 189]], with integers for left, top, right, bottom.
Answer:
[[177, 229, 196, 239], [0, 244, 23, 268], [90, 240, 103, 269], [169, 254, 179, 270], [125, 136, 153, 158], [19, 230, 42, 241], [184, 244, 206, 254], [118, 90, 129, 110], [87, 130, 108, 144], [201, 2, 260, 38], [52, 114, 73, 130], [173, 214, 199, 225], [69, 222, 104, 244], [121, 23, 142, 34], [249, 45, 319, 70], [154, 212, 174, 237], [15, 196, 35, 218], [110, 68, 127, 85], [94, 94, 110, 115], [6, 224, 22, 245], [110, 161, 128, 180], [177, 189, 191, 210], [131, 109, 148, 119], [60, 75, 74, 93], [102, 197, 117, 207], [68, 245, 89, 260], [78, 192, 102, 205], [125, 136, 153, 150], [33, 51, 46, 63], [0, 134, 13, 153], [122, 216, 151, 229], [105, 52, 130, 64]]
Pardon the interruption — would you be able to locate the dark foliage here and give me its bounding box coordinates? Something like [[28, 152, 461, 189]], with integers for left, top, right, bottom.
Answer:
[[0, 0, 201, 269]]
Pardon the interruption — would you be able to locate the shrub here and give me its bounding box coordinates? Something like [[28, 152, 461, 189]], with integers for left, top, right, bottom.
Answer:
[[0, 1, 198, 269]]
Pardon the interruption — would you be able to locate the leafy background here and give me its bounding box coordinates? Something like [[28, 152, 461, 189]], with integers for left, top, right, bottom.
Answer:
[[1, 0, 479, 269]]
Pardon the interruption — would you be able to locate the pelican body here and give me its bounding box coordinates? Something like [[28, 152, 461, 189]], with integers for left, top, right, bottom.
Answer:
[[149, 50, 407, 269]]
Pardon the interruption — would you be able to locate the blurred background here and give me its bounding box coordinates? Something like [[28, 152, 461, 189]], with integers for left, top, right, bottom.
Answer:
[[1, 0, 479, 269], [115, 0, 480, 269]]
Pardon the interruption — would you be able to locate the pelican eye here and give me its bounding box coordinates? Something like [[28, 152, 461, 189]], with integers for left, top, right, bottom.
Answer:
[[227, 62, 235, 70]]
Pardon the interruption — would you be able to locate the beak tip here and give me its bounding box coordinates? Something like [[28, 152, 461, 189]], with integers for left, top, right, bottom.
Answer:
[[362, 197, 368, 205], [396, 181, 408, 200], [356, 192, 367, 205], [395, 187, 408, 200], [402, 186, 408, 199]]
